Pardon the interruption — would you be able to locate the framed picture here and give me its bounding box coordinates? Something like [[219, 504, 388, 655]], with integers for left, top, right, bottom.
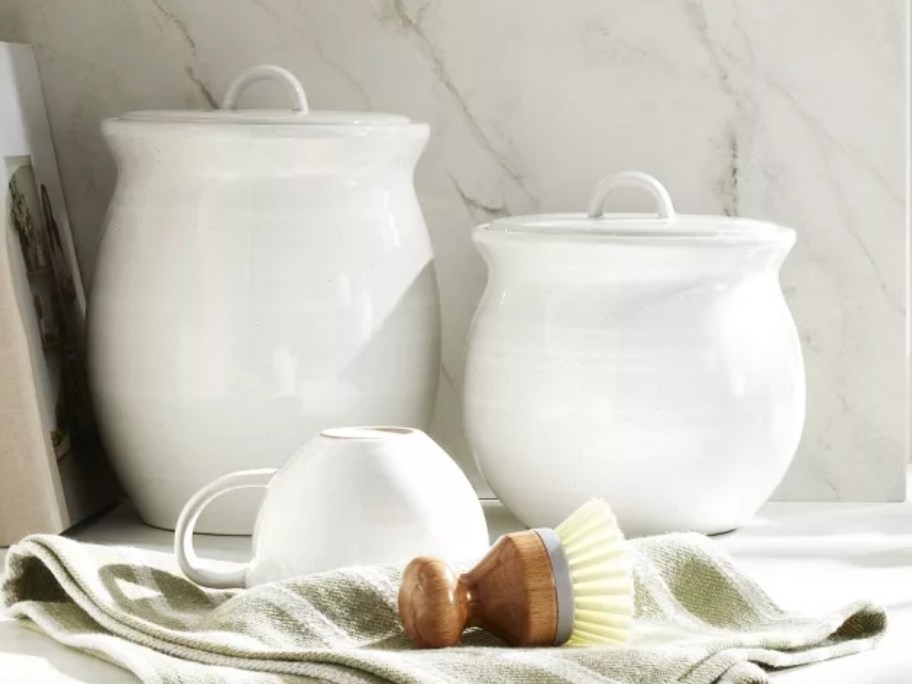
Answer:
[[0, 42, 119, 544]]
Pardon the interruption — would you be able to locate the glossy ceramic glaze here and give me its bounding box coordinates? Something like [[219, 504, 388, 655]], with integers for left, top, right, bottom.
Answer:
[[89, 66, 440, 533], [175, 427, 489, 587], [464, 172, 805, 536]]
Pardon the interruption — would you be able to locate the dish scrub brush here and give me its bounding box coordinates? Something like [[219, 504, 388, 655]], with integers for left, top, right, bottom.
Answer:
[[398, 498, 634, 648]]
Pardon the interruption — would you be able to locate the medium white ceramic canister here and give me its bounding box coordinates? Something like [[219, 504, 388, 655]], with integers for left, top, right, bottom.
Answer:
[[464, 172, 805, 537], [89, 66, 440, 533], [175, 427, 489, 587]]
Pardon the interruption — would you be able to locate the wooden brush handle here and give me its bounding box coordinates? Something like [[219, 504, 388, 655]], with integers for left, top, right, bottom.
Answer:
[[398, 557, 469, 648], [398, 531, 558, 648]]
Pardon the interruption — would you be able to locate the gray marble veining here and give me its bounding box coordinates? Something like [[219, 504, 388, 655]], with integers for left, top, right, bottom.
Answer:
[[0, 0, 906, 501]]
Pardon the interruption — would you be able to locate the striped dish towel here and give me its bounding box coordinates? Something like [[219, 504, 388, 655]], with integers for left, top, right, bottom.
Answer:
[[2, 532, 885, 684]]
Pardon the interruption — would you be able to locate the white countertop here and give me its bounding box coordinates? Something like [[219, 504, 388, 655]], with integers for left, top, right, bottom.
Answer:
[[2, 491, 911, 683]]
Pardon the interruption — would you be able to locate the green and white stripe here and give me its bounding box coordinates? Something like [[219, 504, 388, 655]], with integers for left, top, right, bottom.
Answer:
[[2, 533, 886, 684]]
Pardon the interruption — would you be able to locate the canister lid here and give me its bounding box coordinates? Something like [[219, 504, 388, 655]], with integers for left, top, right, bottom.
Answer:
[[118, 109, 411, 126], [111, 65, 413, 128], [480, 172, 794, 243]]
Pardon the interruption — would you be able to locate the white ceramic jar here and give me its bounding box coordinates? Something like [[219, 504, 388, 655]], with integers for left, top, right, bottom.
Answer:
[[89, 66, 440, 533], [464, 172, 805, 536], [175, 427, 488, 587]]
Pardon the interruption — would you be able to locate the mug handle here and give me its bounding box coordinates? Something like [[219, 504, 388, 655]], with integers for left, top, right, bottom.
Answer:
[[174, 468, 277, 589]]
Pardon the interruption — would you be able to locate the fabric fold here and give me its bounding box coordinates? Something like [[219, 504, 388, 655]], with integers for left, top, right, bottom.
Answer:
[[2, 532, 885, 684]]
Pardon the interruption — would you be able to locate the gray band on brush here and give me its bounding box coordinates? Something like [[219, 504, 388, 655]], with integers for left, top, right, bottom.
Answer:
[[533, 528, 574, 646]]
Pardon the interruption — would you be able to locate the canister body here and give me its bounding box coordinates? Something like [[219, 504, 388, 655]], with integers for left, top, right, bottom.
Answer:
[[465, 234, 805, 536], [90, 123, 440, 532]]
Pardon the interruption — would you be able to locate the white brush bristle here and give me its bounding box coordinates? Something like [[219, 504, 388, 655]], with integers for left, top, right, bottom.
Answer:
[[555, 498, 634, 646]]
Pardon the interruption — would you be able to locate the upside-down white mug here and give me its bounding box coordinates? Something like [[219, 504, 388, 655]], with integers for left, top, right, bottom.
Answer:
[[174, 427, 489, 588]]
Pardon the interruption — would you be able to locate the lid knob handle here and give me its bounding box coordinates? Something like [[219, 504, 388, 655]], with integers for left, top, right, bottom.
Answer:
[[221, 64, 309, 113], [587, 172, 676, 221]]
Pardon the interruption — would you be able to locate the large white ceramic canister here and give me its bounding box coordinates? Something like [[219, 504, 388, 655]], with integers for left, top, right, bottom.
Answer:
[[464, 172, 805, 537], [89, 65, 440, 533]]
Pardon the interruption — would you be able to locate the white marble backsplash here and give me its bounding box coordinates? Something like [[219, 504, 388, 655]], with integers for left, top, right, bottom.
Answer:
[[0, 0, 906, 500]]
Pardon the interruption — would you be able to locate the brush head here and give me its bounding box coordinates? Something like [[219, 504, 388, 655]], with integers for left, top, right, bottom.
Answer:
[[553, 498, 634, 646]]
